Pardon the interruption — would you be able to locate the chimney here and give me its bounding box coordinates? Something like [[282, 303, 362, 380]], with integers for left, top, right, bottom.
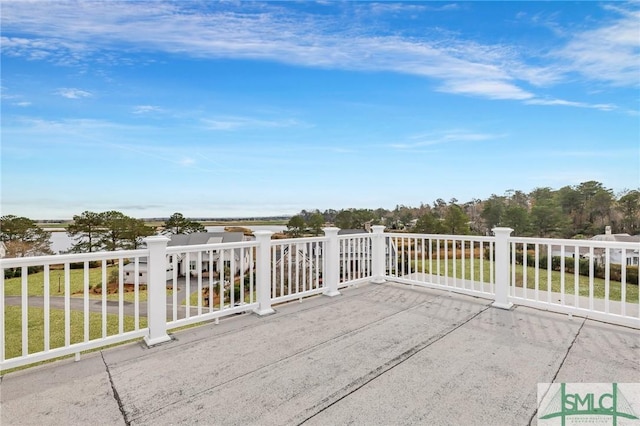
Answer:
[[605, 225, 612, 235]]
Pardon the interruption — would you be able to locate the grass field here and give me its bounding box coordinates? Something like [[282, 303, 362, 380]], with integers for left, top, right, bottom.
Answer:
[[3, 306, 147, 360], [3, 266, 149, 302], [409, 258, 639, 302]]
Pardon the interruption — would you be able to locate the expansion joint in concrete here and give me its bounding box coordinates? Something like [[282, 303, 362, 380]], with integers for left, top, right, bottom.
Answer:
[[101, 352, 131, 426], [296, 305, 491, 425], [527, 317, 586, 426]]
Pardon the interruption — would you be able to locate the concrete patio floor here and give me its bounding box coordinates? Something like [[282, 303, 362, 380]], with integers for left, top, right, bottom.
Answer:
[[1, 282, 639, 425]]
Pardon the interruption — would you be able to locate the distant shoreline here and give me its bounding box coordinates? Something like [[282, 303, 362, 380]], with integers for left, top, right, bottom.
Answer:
[[38, 218, 289, 231]]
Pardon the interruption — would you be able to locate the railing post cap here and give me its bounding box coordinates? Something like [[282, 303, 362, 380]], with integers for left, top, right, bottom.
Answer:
[[492, 227, 514, 236], [253, 230, 274, 239], [144, 235, 170, 244], [371, 225, 386, 233], [322, 227, 340, 235]]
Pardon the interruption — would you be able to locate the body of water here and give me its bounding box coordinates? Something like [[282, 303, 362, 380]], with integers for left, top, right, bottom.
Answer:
[[48, 225, 287, 254]]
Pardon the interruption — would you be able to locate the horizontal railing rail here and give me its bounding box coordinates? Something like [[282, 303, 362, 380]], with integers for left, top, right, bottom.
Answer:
[[1, 226, 638, 370]]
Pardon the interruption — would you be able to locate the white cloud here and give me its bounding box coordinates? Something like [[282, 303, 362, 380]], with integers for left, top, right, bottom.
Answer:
[[201, 116, 302, 131], [1, 1, 637, 105], [14, 101, 32, 107], [132, 105, 162, 114], [525, 98, 616, 111], [392, 130, 505, 149], [56, 88, 92, 99], [556, 4, 640, 87], [438, 80, 534, 100]]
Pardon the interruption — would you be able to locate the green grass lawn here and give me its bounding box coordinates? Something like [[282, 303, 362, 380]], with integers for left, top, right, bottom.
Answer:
[[3, 266, 149, 302], [3, 306, 147, 360], [409, 258, 639, 303]]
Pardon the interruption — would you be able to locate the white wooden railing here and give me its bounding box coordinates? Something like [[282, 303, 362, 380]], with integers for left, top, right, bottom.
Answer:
[[1, 227, 638, 370]]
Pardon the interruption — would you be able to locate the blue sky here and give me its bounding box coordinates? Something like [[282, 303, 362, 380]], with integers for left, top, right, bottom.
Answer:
[[1, 1, 638, 220]]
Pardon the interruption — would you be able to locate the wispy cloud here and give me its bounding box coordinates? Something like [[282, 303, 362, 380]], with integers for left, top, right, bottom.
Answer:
[[556, 4, 640, 87], [438, 80, 534, 100], [56, 88, 92, 99], [132, 105, 162, 114], [391, 130, 504, 149], [1, 1, 637, 106], [201, 116, 303, 131], [14, 101, 32, 107], [525, 98, 616, 111]]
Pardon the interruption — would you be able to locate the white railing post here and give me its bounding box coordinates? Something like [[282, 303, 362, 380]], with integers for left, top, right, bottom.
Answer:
[[371, 225, 386, 284], [253, 231, 275, 315], [144, 235, 172, 346], [323, 227, 341, 297], [492, 227, 514, 310]]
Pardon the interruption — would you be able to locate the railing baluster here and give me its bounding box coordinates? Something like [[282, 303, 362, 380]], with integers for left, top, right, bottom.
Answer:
[[208, 250, 214, 311], [64, 263, 70, 348], [118, 257, 124, 334], [21, 266, 28, 356], [534, 244, 539, 301], [43, 264, 50, 352], [102, 260, 107, 338], [510, 242, 516, 297], [605, 247, 611, 314], [84, 261, 90, 342], [522, 243, 527, 300], [489, 241, 494, 291], [470, 240, 475, 290], [134, 258, 140, 330], [197, 251, 203, 316], [172, 256, 178, 322], [621, 249, 626, 317], [547, 243, 552, 305], [240, 247, 246, 306], [574, 244, 579, 310], [452, 238, 457, 287]]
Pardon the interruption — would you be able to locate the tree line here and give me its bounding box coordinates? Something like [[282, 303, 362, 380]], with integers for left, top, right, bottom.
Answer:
[[288, 181, 639, 238], [0, 212, 205, 258], [2, 181, 638, 258]]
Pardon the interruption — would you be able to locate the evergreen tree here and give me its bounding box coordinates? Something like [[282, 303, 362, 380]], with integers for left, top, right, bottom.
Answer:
[[162, 212, 205, 234], [67, 210, 104, 253], [0, 215, 53, 257]]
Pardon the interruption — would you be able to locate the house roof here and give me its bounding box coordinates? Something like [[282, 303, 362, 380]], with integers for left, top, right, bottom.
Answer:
[[594, 234, 640, 243], [168, 232, 244, 246]]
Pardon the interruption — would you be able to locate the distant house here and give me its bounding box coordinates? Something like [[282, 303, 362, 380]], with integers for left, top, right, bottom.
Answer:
[[550, 226, 640, 266], [123, 232, 247, 284], [589, 226, 640, 266], [168, 232, 247, 277]]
